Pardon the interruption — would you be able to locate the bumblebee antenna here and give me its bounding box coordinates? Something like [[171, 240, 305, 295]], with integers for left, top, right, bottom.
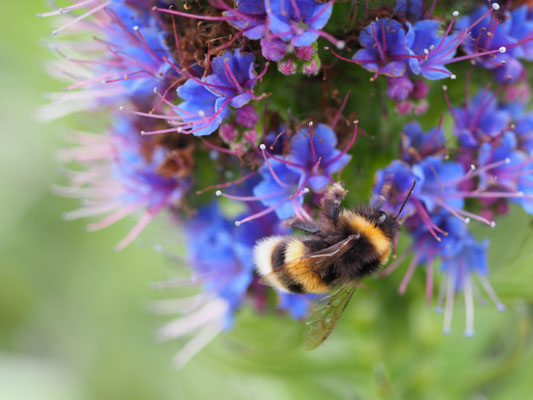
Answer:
[[394, 179, 417, 220]]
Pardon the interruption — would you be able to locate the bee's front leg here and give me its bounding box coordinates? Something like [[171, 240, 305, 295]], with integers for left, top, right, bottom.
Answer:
[[320, 183, 348, 225]]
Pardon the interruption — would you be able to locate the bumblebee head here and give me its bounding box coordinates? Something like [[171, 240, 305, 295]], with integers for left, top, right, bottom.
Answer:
[[372, 179, 417, 240], [373, 209, 400, 241]]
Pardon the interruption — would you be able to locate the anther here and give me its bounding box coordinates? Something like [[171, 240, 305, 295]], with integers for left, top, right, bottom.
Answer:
[[198, 110, 205, 117], [336, 41, 345, 50], [499, 46, 506, 53], [490, 221, 496, 228], [451, 74, 457, 80], [119, 106, 124, 111], [452, 11, 459, 17], [215, 190, 222, 196], [505, 157, 511, 164], [259, 144, 266, 150], [133, 25, 139, 31], [234, 221, 241, 227], [492, 3, 500, 11], [470, 164, 476, 170], [443, 85, 448, 91], [464, 218, 471, 224]]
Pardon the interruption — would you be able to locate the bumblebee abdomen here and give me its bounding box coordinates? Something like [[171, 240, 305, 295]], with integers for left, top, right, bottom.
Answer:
[[254, 236, 331, 294]]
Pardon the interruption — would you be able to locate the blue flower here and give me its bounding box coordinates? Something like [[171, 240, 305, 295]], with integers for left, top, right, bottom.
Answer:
[[39, 1, 174, 117], [476, 132, 525, 191], [185, 203, 255, 326], [373, 160, 420, 217], [224, 0, 334, 61], [393, 211, 503, 336], [507, 6, 533, 61], [408, 20, 459, 80], [413, 156, 465, 213], [438, 235, 502, 336], [57, 115, 189, 250], [253, 158, 306, 220], [176, 50, 258, 136], [266, 0, 333, 47], [453, 90, 511, 148], [400, 121, 445, 164], [278, 293, 313, 319], [353, 18, 414, 79], [224, 0, 267, 40], [395, 0, 423, 22], [286, 123, 351, 191], [456, 6, 516, 81]]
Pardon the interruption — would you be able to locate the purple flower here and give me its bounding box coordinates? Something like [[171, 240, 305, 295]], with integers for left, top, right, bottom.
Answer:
[[38, 1, 173, 120], [507, 5, 533, 61], [56, 115, 190, 250], [387, 74, 414, 101], [224, 0, 337, 62], [265, 0, 333, 47], [252, 158, 307, 220], [286, 123, 352, 191], [224, 0, 268, 40], [438, 236, 501, 336], [395, 0, 424, 22], [455, 6, 516, 81], [385, 210, 504, 336], [408, 19, 460, 80], [453, 89, 511, 148], [515, 112, 533, 156], [353, 18, 414, 79], [175, 50, 258, 136], [400, 121, 445, 164], [156, 202, 284, 367], [278, 293, 313, 319]]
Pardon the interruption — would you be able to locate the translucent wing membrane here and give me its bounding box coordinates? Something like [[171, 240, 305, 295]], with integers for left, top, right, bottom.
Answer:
[[303, 282, 359, 350]]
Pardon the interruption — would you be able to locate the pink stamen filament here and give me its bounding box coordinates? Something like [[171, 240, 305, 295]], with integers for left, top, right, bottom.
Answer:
[[196, 171, 258, 195], [234, 198, 286, 226], [324, 121, 357, 168], [52, 1, 110, 35], [114, 203, 166, 251], [443, 267, 456, 334], [413, 199, 444, 241], [153, 7, 237, 21], [260, 146, 291, 188], [331, 91, 350, 129], [378, 245, 413, 277], [133, 26, 163, 65], [216, 189, 285, 202], [38, 0, 100, 17], [399, 253, 421, 294], [426, 259, 434, 305]]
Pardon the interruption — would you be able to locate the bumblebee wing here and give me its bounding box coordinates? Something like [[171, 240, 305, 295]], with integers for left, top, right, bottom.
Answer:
[[258, 234, 358, 288], [303, 281, 359, 350]]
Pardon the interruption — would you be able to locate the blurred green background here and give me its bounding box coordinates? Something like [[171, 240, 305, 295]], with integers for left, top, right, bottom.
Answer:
[[2, 1, 533, 399]]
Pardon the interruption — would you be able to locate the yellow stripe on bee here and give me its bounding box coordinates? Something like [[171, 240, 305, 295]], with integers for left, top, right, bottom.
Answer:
[[284, 239, 331, 294], [345, 212, 391, 265]]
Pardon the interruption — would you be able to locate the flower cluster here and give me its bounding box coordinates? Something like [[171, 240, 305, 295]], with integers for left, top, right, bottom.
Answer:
[[41, 0, 533, 365]]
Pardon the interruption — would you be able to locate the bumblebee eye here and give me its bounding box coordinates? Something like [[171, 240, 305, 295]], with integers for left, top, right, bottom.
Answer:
[[377, 211, 387, 223]]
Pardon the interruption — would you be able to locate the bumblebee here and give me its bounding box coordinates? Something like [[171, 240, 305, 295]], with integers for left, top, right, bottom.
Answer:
[[254, 181, 416, 349]]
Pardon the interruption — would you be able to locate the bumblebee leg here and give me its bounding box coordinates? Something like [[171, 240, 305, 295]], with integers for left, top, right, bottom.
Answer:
[[320, 183, 347, 225], [291, 220, 322, 235]]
